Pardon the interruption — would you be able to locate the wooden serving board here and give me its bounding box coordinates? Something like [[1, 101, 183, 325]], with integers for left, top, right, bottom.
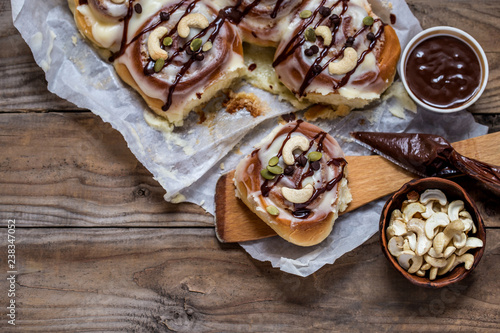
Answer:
[[215, 132, 500, 243]]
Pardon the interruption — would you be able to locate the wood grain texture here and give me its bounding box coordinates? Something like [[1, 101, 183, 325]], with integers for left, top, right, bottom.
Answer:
[[1, 227, 499, 332], [215, 133, 500, 243], [0, 1, 500, 114], [0, 112, 212, 227]]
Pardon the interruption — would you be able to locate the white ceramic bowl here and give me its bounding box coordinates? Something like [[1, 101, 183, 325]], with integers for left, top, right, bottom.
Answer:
[[400, 26, 489, 113]]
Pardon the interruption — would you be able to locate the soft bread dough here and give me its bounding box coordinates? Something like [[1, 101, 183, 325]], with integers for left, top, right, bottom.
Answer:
[[234, 120, 352, 246]]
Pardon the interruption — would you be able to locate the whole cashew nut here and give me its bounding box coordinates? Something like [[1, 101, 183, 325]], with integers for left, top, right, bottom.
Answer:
[[282, 135, 310, 165], [315, 26, 332, 46], [148, 26, 169, 61], [281, 184, 314, 204], [407, 218, 432, 256], [177, 13, 209, 38], [433, 219, 465, 254], [328, 47, 358, 75], [111, 0, 125, 3]]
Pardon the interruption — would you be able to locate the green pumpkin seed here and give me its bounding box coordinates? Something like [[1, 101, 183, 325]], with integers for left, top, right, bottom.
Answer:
[[202, 41, 213, 52], [300, 10, 312, 19], [163, 37, 173, 46], [266, 205, 279, 216], [267, 165, 284, 175], [308, 151, 322, 162], [261, 169, 276, 180], [154, 58, 165, 72], [190, 38, 203, 52], [363, 16, 374, 26], [268, 156, 279, 166], [304, 27, 316, 42]]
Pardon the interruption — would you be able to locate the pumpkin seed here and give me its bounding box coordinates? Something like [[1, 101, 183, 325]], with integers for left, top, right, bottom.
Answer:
[[266, 205, 280, 216], [267, 165, 284, 175], [202, 41, 213, 52], [304, 28, 316, 42], [268, 156, 279, 166], [163, 37, 173, 46], [154, 58, 165, 72], [300, 10, 312, 19], [261, 169, 275, 180], [190, 38, 203, 51], [308, 151, 322, 162], [363, 16, 374, 26]]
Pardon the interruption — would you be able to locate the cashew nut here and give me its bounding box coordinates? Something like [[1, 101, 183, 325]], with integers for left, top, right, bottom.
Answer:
[[437, 254, 457, 276], [388, 236, 404, 257], [328, 47, 358, 75], [429, 267, 438, 280], [281, 184, 314, 204], [111, 0, 125, 3], [386, 219, 407, 239], [449, 253, 474, 271], [448, 200, 465, 221], [282, 135, 310, 165], [177, 13, 209, 38], [420, 189, 447, 206], [456, 237, 483, 256], [428, 245, 456, 259], [424, 254, 448, 268], [397, 250, 421, 272], [315, 26, 332, 46], [407, 218, 432, 256], [424, 212, 450, 239], [402, 202, 426, 222], [406, 232, 416, 252], [147, 26, 169, 61], [433, 220, 465, 254]]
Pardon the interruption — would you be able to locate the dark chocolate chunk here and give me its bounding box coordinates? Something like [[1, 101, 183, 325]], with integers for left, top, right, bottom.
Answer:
[[160, 12, 170, 21], [319, 6, 331, 17], [134, 3, 142, 14]]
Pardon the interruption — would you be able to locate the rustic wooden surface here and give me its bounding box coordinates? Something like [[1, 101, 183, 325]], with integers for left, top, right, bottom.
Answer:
[[1, 0, 499, 331]]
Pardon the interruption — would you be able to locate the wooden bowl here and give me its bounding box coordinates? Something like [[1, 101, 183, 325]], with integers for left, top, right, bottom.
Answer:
[[380, 177, 486, 288]]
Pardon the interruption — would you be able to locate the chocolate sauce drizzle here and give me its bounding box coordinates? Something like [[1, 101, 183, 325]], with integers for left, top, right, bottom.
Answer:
[[259, 120, 347, 219], [89, 0, 385, 112], [271, 0, 286, 19]]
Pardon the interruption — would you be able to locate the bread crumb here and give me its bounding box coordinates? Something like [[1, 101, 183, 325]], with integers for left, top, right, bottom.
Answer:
[[171, 193, 186, 204], [304, 104, 351, 121], [71, 35, 78, 45], [382, 81, 417, 118], [223, 91, 267, 117], [220, 162, 225, 170]]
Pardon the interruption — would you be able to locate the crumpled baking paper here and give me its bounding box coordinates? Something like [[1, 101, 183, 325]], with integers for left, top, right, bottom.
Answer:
[[12, 0, 488, 276]]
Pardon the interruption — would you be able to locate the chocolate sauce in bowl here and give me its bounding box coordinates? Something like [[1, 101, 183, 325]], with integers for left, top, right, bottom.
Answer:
[[405, 35, 481, 109]]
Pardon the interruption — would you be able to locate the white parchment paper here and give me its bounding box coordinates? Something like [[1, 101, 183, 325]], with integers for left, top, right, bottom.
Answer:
[[12, 0, 488, 276]]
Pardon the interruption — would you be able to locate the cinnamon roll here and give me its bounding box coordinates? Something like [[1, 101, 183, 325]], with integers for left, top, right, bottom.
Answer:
[[273, 0, 401, 108], [70, 0, 246, 125], [234, 120, 352, 246], [69, 0, 401, 125]]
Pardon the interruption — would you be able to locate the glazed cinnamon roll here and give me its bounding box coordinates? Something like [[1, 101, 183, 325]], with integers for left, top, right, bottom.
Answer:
[[71, 0, 246, 125], [273, 0, 401, 108], [234, 120, 352, 246]]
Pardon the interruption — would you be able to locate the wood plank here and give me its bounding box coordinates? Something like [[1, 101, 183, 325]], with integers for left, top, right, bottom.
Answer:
[[0, 1, 500, 113], [0, 112, 212, 227], [1, 227, 499, 331]]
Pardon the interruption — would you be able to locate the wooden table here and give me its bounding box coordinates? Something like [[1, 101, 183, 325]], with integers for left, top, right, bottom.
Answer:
[[1, 1, 499, 331]]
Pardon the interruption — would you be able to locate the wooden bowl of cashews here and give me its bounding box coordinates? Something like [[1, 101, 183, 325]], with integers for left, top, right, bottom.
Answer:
[[379, 177, 486, 288]]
